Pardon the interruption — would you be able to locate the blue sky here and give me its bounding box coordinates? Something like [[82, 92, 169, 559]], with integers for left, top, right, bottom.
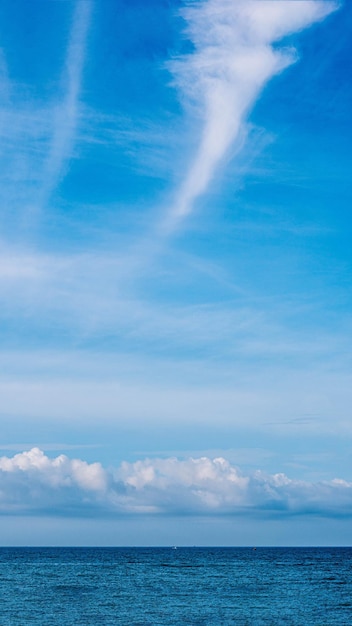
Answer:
[[0, 0, 352, 545]]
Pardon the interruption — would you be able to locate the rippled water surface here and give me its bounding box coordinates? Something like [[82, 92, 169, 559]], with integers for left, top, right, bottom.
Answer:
[[0, 547, 351, 625]]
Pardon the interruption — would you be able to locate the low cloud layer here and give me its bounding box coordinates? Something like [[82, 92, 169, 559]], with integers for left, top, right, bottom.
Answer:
[[0, 448, 351, 518]]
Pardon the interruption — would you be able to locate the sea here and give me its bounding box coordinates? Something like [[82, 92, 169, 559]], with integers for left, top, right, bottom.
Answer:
[[0, 547, 351, 625]]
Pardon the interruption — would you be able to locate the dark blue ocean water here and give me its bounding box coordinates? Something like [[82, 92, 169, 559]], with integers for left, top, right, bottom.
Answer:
[[0, 547, 351, 625]]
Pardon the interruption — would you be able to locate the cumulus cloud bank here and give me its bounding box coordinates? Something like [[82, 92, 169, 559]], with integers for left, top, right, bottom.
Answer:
[[166, 0, 337, 227], [0, 448, 351, 518], [0, 448, 107, 515]]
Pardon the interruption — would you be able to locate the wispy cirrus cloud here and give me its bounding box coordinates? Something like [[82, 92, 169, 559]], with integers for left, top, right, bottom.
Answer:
[[0, 48, 10, 112], [0, 246, 350, 366], [0, 448, 351, 518], [164, 0, 338, 231], [0, 1, 92, 225], [37, 0, 93, 211]]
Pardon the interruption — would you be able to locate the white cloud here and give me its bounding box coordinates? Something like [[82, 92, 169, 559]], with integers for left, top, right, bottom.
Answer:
[[0, 448, 107, 515], [1, 243, 349, 367], [0, 47, 10, 145], [0, 1, 92, 222], [0, 449, 351, 518], [37, 0, 92, 210], [165, 0, 337, 229]]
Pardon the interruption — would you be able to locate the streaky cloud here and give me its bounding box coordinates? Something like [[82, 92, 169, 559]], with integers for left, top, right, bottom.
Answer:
[[0, 48, 10, 104], [37, 0, 93, 212], [164, 0, 338, 231], [0, 48, 11, 158]]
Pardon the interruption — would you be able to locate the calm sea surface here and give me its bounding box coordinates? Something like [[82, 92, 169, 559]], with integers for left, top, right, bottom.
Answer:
[[0, 547, 351, 625]]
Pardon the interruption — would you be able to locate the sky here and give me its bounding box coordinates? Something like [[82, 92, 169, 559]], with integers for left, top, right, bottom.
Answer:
[[0, 0, 351, 546]]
